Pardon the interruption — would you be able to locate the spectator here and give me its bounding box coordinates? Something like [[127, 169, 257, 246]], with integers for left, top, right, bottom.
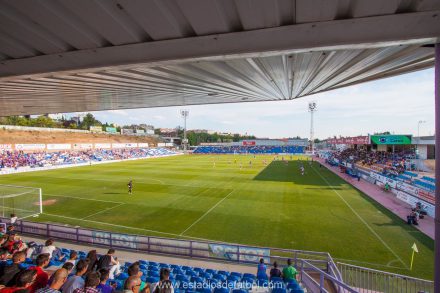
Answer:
[[0, 251, 25, 286], [153, 269, 172, 293], [85, 251, 98, 274], [256, 258, 267, 279], [10, 215, 17, 226], [35, 268, 68, 293], [40, 240, 63, 261], [65, 251, 78, 266], [47, 263, 74, 287], [29, 254, 50, 293], [269, 262, 282, 280], [62, 262, 75, 277], [124, 276, 142, 293], [72, 272, 100, 293], [96, 269, 114, 293], [0, 269, 37, 293], [282, 259, 298, 282], [6, 226, 15, 236], [61, 260, 88, 293], [96, 250, 120, 279], [2, 235, 17, 254], [127, 264, 146, 292]]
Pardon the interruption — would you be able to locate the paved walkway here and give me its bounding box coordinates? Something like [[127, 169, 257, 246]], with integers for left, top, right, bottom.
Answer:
[[316, 158, 435, 239], [19, 235, 256, 274]]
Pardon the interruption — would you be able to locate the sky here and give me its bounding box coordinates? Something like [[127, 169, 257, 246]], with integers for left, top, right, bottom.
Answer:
[[87, 68, 435, 140]]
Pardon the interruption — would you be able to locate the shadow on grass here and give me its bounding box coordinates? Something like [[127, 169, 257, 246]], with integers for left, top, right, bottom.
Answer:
[[253, 160, 343, 187]]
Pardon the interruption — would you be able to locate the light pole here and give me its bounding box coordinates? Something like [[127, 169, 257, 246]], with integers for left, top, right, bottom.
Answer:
[[416, 120, 426, 170], [417, 120, 426, 140], [180, 109, 189, 152], [308, 102, 317, 154]]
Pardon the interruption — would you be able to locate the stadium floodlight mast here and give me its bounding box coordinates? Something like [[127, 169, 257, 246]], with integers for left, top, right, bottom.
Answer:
[[180, 109, 189, 152], [308, 102, 317, 154]]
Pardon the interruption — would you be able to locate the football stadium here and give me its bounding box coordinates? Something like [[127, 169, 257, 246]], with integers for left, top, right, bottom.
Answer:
[[0, 1, 439, 293]]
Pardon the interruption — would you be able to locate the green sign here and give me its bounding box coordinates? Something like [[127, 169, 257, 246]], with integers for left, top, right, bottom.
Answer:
[[105, 127, 117, 133], [370, 135, 412, 145]]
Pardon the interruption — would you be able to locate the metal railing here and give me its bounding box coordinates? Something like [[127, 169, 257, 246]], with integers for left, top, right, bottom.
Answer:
[[0, 217, 337, 270], [300, 260, 358, 293], [337, 262, 434, 293]]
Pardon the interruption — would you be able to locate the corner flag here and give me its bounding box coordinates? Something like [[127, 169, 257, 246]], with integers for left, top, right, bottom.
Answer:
[[410, 243, 418, 270]]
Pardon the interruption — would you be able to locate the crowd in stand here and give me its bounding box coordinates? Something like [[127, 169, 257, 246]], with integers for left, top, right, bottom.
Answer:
[[0, 148, 175, 170], [193, 145, 304, 154], [0, 225, 171, 293], [327, 148, 415, 176]]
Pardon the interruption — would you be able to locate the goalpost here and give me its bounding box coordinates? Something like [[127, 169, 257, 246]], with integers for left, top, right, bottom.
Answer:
[[0, 184, 42, 220]]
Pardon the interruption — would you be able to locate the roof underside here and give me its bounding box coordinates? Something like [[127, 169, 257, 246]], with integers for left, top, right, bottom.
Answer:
[[0, 0, 439, 116]]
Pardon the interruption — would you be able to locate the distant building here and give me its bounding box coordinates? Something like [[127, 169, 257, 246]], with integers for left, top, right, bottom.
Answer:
[[48, 113, 64, 121]]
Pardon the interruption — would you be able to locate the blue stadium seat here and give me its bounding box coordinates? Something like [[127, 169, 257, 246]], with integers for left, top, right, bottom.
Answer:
[[242, 273, 255, 280], [213, 288, 229, 293], [232, 290, 248, 293], [117, 273, 129, 280], [212, 274, 226, 281], [257, 279, 268, 287], [196, 288, 212, 293], [205, 269, 217, 275], [217, 270, 230, 277], [230, 272, 242, 279], [176, 274, 189, 282], [145, 276, 159, 283]]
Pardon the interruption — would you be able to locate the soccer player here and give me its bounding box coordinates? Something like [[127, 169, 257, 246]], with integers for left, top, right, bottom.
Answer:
[[127, 180, 133, 195]]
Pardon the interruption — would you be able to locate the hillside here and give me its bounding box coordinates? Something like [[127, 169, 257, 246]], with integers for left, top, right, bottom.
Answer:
[[0, 129, 159, 145]]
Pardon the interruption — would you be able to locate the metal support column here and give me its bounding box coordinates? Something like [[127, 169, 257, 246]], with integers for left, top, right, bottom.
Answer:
[[435, 43, 440, 293]]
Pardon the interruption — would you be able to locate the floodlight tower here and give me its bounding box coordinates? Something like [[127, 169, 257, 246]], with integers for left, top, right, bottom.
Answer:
[[308, 102, 317, 154], [180, 109, 189, 152]]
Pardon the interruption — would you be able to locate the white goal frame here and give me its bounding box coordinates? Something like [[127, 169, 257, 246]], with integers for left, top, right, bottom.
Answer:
[[0, 184, 42, 219]]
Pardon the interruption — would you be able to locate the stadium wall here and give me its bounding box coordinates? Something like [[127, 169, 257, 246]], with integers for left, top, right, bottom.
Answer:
[[0, 125, 89, 133], [0, 152, 182, 176]]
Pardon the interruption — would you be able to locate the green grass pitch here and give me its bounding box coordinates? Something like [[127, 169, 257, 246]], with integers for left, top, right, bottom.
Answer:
[[0, 154, 434, 279]]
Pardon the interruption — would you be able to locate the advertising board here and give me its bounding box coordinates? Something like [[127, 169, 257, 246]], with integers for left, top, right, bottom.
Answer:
[[15, 144, 46, 151], [47, 144, 71, 150], [89, 126, 103, 133], [370, 135, 412, 145], [106, 127, 117, 133]]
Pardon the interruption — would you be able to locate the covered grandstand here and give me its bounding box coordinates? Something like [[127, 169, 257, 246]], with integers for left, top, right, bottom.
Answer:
[[0, 1, 439, 292]]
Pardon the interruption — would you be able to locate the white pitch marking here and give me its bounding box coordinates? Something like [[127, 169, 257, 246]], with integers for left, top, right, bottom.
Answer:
[[81, 203, 125, 220], [180, 189, 235, 236], [311, 165, 408, 269], [45, 193, 124, 204]]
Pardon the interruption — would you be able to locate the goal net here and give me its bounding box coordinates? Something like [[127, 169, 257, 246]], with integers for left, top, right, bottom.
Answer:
[[0, 184, 42, 219]]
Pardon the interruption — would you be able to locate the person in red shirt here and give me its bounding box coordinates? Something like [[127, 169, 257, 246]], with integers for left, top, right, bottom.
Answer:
[[29, 254, 50, 293], [0, 269, 37, 293]]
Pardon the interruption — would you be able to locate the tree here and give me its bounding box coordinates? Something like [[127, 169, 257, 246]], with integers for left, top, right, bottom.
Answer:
[[79, 113, 101, 130]]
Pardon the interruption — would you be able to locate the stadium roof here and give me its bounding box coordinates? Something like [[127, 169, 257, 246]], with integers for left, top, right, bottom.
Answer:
[[0, 0, 439, 116]]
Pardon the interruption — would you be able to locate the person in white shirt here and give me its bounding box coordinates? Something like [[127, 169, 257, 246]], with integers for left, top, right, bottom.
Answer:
[[41, 239, 64, 261], [10, 214, 17, 226]]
